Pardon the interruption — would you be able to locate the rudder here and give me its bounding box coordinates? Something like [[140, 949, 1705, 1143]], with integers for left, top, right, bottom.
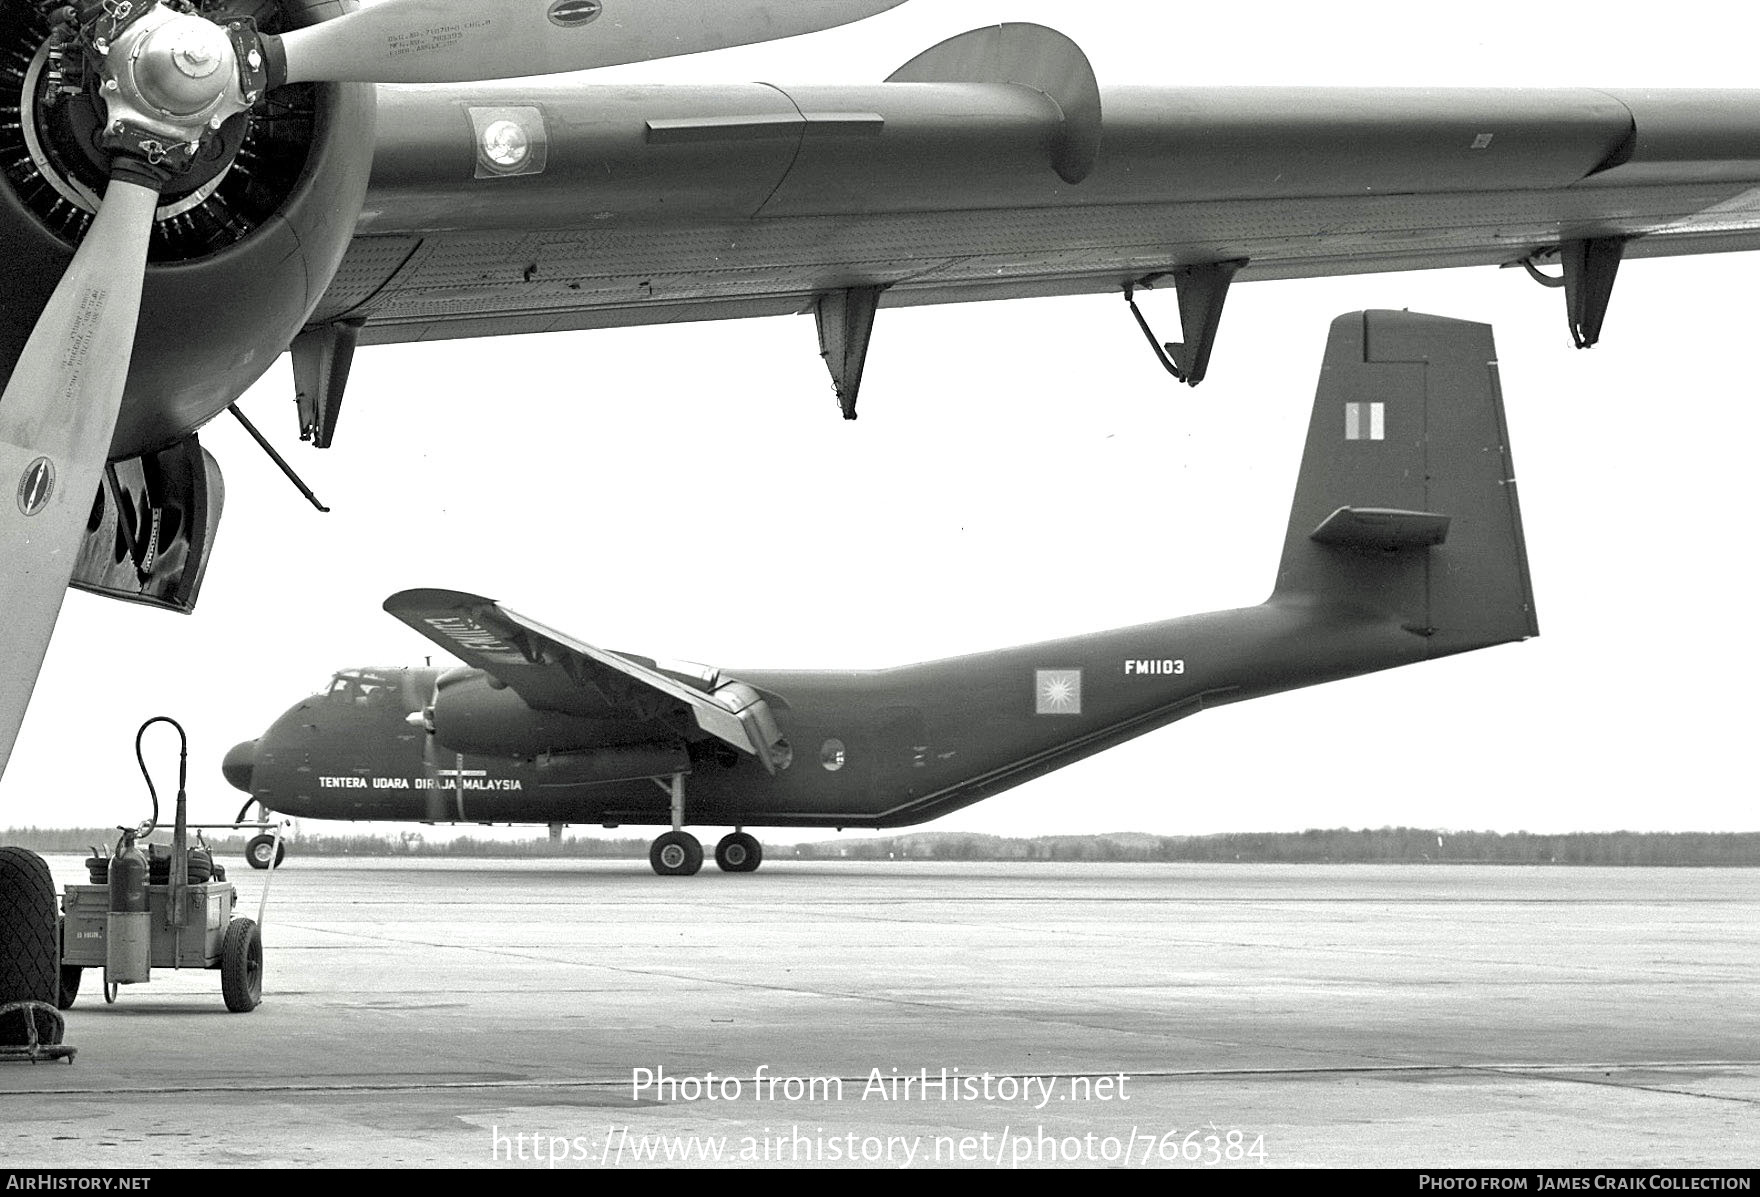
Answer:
[[1271, 310, 1538, 658]]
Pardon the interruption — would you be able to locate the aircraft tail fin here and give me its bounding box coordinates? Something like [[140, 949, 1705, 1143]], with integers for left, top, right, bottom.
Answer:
[[1271, 310, 1539, 657]]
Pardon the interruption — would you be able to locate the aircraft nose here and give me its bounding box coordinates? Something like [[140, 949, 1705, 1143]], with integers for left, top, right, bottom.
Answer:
[[222, 739, 256, 792]]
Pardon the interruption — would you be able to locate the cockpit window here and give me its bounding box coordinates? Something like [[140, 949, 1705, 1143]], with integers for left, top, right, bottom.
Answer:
[[325, 671, 400, 705]]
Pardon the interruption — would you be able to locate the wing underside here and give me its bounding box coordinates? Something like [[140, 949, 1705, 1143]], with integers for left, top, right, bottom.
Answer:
[[317, 66, 1760, 346]]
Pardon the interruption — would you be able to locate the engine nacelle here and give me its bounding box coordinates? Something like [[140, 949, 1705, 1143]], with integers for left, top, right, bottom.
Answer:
[[430, 669, 660, 761], [0, 0, 375, 461]]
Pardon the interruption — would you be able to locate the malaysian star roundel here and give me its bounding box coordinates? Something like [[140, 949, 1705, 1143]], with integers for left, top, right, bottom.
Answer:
[[1035, 669, 1082, 716]]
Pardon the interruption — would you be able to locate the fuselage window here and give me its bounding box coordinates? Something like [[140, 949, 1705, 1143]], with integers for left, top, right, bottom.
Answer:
[[820, 739, 846, 771]]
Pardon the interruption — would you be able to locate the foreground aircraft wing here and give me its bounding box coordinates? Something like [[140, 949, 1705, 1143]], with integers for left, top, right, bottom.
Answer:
[[383, 589, 788, 773], [297, 23, 1760, 420]]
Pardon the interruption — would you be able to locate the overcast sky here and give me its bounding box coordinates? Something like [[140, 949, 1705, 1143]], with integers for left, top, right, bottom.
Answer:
[[7, 0, 1758, 839]]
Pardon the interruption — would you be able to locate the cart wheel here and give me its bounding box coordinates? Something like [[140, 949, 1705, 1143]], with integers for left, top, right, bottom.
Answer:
[[244, 835, 285, 870], [220, 918, 262, 1013], [56, 916, 80, 1010], [57, 965, 82, 1011]]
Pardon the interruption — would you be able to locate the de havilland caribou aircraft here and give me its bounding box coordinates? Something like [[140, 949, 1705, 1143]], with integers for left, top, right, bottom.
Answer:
[[222, 309, 1538, 874], [8, 3, 1760, 786]]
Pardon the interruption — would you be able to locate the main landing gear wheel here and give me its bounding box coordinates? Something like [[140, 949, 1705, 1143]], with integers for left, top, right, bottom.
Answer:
[[650, 832, 704, 877], [0, 848, 61, 1046], [245, 834, 285, 870], [715, 833, 763, 874]]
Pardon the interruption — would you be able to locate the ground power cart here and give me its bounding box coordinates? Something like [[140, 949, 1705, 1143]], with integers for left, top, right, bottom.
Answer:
[[58, 719, 267, 1013], [60, 851, 261, 1012]]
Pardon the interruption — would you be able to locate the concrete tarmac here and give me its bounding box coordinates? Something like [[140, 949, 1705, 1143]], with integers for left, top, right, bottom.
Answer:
[[2, 856, 1757, 1169]]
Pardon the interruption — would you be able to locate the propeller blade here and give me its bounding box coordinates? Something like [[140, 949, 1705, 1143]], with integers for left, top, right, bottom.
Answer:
[[424, 743, 458, 823], [275, 0, 909, 85], [0, 177, 160, 781], [418, 673, 451, 821]]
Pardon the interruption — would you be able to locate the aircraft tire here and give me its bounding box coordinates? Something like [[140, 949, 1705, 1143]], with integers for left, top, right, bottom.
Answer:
[[0, 847, 62, 1045], [245, 835, 285, 870], [650, 832, 704, 877], [715, 833, 763, 874], [220, 918, 263, 1013]]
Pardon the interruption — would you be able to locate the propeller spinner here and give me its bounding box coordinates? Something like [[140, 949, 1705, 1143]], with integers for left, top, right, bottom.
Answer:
[[0, 0, 910, 782]]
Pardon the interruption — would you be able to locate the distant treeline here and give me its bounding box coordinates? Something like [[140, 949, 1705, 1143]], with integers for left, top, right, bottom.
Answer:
[[811, 828, 1760, 866], [7, 826, 1759, 865]]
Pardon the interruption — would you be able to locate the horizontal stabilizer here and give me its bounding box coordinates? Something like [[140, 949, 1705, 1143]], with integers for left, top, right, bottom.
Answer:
[[1310, 506, 1450, 551]]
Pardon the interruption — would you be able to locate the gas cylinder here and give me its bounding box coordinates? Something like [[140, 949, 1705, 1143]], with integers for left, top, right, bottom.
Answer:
[[106, 830, 151, 985]]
